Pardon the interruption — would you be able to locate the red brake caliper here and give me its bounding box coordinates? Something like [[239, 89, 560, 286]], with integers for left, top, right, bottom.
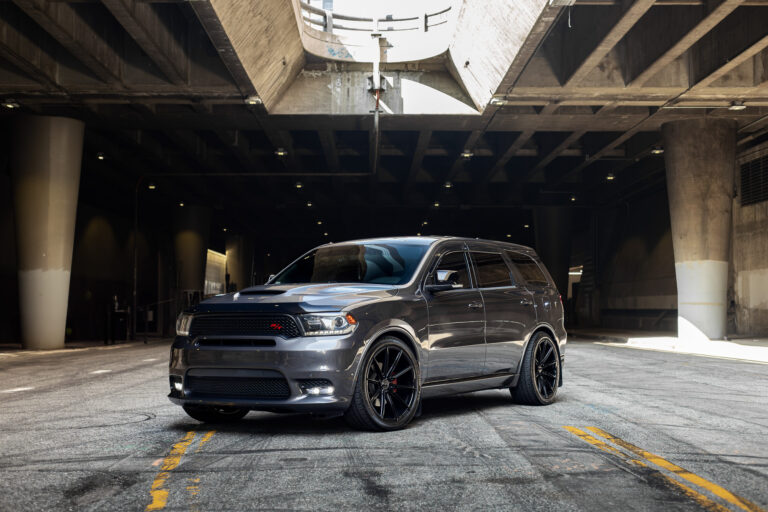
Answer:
[[392, 378, 397, 393]]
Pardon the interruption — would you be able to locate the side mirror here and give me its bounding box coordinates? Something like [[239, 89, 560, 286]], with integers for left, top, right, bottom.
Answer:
[[424, 269, 463, 293]]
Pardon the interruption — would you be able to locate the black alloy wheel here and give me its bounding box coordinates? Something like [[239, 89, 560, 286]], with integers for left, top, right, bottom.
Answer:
[[511, 332, 560, 405], [344, 337, 421, 431]]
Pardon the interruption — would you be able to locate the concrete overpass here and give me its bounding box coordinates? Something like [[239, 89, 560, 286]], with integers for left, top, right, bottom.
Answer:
[[2, 0, 768, 349]]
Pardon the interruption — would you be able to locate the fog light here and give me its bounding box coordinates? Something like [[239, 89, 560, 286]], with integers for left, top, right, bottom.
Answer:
[[307, 386, 334, 396], [174, 381, 183, 392], [299, 379, 334, 395]]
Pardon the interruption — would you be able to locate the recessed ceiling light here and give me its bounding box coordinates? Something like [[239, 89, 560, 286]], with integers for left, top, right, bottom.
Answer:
[[417, 232, 421, 236], [147, 183, 156, 190], [2, 99, 19, 109], [523, 224, 530, 229], [489, 97, 507, 106], [306, 201, 313, 207], [323, 232, 328, 236], [444, 181, 453, 188], [606, 173, 615, 181], [433, 201, 440, 207], [651, 146, 664, 155], [728, 100, 746, 111], [275, 148, 287, 157], [244, 95, 262, 105], [460, 150, 473, 160], [179, 201, 185, 207], [222, 228, 228, 232], [422, 220, 428, 226], [295, 181, 303, 189], [506, 234, 512, 238], [317, 220, 323, 225], [570, 195, 577, 202], [96, 152, 105, 161]]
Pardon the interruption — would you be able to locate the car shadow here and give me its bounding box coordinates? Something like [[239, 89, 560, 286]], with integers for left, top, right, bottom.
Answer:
[[167, 390, 517, 435]]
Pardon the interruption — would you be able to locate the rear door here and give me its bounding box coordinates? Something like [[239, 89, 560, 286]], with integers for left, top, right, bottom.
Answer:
[[424, 244, 486, 381], [468, 246, 536, 375], [506, 250, 564, 330]]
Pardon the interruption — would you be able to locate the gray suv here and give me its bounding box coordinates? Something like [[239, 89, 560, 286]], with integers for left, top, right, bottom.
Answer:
[[169, 237, 566, 431]]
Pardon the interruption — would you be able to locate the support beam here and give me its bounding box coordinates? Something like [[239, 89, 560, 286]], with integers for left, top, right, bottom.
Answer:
[[628, 0, 742, 87], [12, 0, 124, 85], [565, 0, 655, 87], [101, 0, 187, 85], [406, 130, 432, 186], [484, 130, 536, 183], [318, 130, 339, 171], [0, 4, 62, 91]]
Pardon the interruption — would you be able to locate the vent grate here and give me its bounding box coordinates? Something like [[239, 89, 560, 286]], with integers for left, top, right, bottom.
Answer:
[[741, 155, 768, 206]]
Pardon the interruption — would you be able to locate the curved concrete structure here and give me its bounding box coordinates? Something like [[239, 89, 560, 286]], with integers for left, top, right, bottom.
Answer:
[[11, 116, 84, 350], [173, 204, 211, 293], [662, 118, 737, 341]]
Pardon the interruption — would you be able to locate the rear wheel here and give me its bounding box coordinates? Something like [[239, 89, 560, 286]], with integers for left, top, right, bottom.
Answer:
[[344, 337, 420, 431], [511, 332, 560, 405], [182, 404, 249, 423]]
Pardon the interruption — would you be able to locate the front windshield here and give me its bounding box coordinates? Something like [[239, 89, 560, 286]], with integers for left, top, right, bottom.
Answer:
[[272, 243, 430, 286]]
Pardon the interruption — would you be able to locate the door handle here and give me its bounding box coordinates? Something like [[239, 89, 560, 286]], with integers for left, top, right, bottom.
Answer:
[[467, 302, 483, 309]]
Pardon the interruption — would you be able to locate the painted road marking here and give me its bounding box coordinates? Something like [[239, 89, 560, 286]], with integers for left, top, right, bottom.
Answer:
[[90, 369, 112, 374], [1, 387, 34, 393], [145, 430, 215, 511], [143, 358, 158, 362], [586, 427, 766, 512], [146, 431, 197, 511]]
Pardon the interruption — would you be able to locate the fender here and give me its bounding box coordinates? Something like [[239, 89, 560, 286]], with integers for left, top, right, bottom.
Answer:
[[350, 319, 426, 388], [510, 322, 563, 388]]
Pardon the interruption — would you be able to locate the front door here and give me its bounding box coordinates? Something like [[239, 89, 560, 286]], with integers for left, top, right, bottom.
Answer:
[[425, 246, 486, 382]]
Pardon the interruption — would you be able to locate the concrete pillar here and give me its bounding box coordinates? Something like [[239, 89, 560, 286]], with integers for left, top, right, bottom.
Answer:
[[225, 234, 254, 291], [534, 207, 572, 295], [173, 204, 210, 293], [662, 118, 736, 341], [11, 116, 84, 350]]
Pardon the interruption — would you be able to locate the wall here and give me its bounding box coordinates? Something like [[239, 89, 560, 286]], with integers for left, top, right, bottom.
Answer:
[[0, 173, 20, 343]]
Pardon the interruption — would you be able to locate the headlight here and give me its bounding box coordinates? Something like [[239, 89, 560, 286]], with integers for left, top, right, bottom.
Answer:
[[299, 312, 357, 336], [176, 312, 194, 336]]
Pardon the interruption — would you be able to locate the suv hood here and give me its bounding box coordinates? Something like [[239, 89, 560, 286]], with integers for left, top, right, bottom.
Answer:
[[195, 283, 400, 314]]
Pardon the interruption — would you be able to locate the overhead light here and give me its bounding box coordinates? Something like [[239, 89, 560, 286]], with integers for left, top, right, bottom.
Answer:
[[96, 152, 105, 161], [244, 95, 262, 105], [460, 150, 473, 160], [433, 201, 440, 207], [651, 146, 664, 155], [317, 220, 323, 225], [422, 220, 428, 226], [729, 100, 747, 111], [570, 195, 576, 202], [306, 201, 313, 207], [295, 181, 303, 189], [524, 224, 530, 229], [323, 232, 328, 236], [606, 173, 615, 181], [275, 148, 287, 157], [179, 201, 185, 207], [444, 181, 453, 189], [489, 97, 507, 106], [147, 183, 156, 190], [506, 234, 512, 238], [222, 228, 228, 232], [266, 253, 271, 257], [2, 99, 19, 109]]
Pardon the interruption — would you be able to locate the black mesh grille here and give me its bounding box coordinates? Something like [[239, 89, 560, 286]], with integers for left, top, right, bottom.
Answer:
[[189, 314, 301, 339], [186, 376, 290, 398], [298, 379, 333, 391], [741, 155, 768, 206], [196, 339, 276, 348]]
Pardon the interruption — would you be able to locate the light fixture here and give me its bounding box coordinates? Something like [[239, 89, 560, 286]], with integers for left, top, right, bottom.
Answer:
[[729, 100, 747, 111], [2, 99, 19, 109], [96, 152, 105, 161], [147, 183, 156, 190], [422, 220, 428, 226], [295, 181, 303, 189], [275, 148, 287, 157], [570, 195, 577, 202], [444, 181, 453, 189], [651, 146, 664, 155], [317, 220, 323, 225], [323, 232, 328, 236], [506, 234, 512, 238], [606, 173, 615, 181], [417, 232, 421, 236], [267, 253, 271, 257], [244, 95, 262, 106], [460, 150, 473, 160], [306, 201, 313, 207], [489, 97, 507, 106], [524, 224, 530, 229], [433, 201, 440, 207], [178, 201, 185, 207], [222, 228, 228, 232]]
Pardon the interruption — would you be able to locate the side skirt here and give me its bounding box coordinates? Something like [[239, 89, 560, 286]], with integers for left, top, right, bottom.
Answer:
[[421, 373, 516, 399]]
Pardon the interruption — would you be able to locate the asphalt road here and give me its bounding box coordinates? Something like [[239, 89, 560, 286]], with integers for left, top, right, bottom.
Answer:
[[0, 339, 766, 511]]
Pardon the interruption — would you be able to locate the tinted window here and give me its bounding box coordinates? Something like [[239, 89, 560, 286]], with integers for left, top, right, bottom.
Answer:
[[470, 252, 513, 288], [432, 251, 471, 288], [273, 243, 429, 285], [506, 251, 549, 286]]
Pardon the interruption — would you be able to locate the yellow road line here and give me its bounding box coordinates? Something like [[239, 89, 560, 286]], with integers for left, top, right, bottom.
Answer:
[[195, 430, 216, 453], [146, 431, 197, 511], [564, 426, 730, 512], [586, 427, 765, 512]]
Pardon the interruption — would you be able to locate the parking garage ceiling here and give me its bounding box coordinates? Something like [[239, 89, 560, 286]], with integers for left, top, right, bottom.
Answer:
[[2, 0, 768, 242]]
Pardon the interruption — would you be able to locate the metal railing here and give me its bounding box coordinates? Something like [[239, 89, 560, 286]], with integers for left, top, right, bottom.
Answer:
[[300, 1, 451, 34]]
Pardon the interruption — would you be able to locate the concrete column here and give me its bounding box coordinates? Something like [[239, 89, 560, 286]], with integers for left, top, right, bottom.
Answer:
[[11, 116, 84, 350], [225, 234, 254, 291], [534, 207, 572, 295], [662, 118, 736, 341], [173, 204, 210, 293]]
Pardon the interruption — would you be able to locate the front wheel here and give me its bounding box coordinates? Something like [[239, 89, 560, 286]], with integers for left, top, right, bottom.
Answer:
[[511, 332, 560, 405], [182, 404, 249, 423], [344, 337, 421, 431]]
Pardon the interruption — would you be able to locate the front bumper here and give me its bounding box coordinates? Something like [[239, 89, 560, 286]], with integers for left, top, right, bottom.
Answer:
[[168, 333, 363, 412]]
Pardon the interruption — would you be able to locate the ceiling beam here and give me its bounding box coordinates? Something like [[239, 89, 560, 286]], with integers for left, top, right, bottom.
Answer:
[[628, 0, 742, 87], [483, 130, 536, 184], [12, 0, 124, 85], [318, 130, 339, 171], [565, 0, 655, 87], [102, 0, 187, 85], [405, 130, 432, 187]]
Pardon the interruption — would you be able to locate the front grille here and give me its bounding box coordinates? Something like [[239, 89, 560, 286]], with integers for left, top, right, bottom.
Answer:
[[186, 375, 291, 398], [189, 314, 301, 339]]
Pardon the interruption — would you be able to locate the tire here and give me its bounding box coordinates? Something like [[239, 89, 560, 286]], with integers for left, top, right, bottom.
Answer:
[[182, 404, 249, 423], [511, 331, 560, 405], [344, 336, 421, 431]]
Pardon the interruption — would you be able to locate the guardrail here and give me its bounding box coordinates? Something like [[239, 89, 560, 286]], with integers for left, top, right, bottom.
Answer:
[[300, 1, 451, 34]]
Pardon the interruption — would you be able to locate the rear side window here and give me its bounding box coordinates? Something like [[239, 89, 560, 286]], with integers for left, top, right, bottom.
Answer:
[[470, 252, 513, 288], [506, 251, 549, 287], [432, 251, 471, 288]]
